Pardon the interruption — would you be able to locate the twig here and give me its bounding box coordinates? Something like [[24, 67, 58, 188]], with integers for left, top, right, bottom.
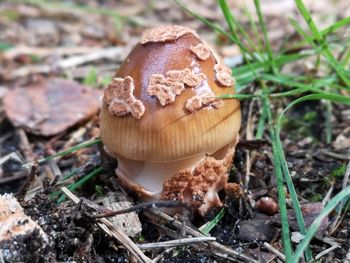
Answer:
[[149, 216, 218, 262], [212, 251, 241, 262], [61, 187, 152, 263], [236, 139, 269, 150], [0, 171, 28, 184], [244, 98, 255, 188], [17, 129, 34, 162], [314, 243, 340, 260], [137, 237, 215, 250], [62, 127, 87, 150], [0, 152, 24, 166], [3, 47, 128, 80], [263, 242, 286, 261], [319, 150, 350, 160], [94, 200, 191, 218], [16, 163, 39, 201], [342, 158, 350, 191], [322, 183, 334, 205], [2, 46, 103, 60], [144, 210, 259, 263]]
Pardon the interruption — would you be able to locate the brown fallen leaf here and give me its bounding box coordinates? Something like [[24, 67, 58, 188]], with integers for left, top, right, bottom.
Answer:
[[3, 78, 102, 136], [272, 202, 329, 239], [237, 213, 275, 242]]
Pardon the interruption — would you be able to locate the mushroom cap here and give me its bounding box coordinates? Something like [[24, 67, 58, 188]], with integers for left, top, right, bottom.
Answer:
[[100, 26, 241, 162]]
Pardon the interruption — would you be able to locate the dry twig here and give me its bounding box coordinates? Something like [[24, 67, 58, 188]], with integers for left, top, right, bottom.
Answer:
[[3, 47, 128, 80], [263, 242, 286, 261], [137, 236, 215, 250], [1, 46, 102, 60], [314, 243, 340, 260], [61, 187, 152, 263], [94, 200, 191, 218], [144, 210, 259, 263]]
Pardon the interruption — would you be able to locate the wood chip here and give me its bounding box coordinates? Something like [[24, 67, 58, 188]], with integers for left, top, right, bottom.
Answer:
[[99, 193, 142, 237], [0, 194, 48, 242]]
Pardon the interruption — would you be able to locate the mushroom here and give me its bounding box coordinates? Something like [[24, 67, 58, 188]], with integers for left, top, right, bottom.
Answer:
[[99, 25, 241, 215]]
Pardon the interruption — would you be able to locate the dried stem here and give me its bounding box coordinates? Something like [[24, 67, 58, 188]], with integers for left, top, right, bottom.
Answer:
[[144, 210, 259, 263], [61, 187, 152, 263], [137, 236, 215, 250]]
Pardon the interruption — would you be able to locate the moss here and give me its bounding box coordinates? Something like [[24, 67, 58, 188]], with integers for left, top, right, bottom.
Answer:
[[331, 164, 346, 178], [309, 193, 323, 202], [94, 185, 104, 196], [281, 110, 319, 142]]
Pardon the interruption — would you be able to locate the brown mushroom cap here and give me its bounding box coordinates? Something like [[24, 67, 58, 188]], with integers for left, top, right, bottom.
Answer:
[[100, 27, 241, 162]]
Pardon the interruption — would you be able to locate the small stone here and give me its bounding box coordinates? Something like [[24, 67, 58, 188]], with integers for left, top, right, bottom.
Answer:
[[99, 193, 142, 237], [0, 194, 48, 242], [237, 213, 274, 242]]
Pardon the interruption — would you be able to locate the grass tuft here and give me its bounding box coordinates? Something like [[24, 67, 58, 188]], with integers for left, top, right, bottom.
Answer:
[[180, 0, 350, 261]]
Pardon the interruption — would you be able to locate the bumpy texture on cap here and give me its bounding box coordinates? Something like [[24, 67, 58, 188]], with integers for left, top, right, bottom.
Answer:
[[100, 25, 240, 162]]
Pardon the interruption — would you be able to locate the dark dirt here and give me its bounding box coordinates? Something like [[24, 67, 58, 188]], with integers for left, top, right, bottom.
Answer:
[[18, 185, 128, 263]]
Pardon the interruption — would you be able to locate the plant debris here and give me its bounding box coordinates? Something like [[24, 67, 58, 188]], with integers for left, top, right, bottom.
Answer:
[[3, 78, 102, 136]]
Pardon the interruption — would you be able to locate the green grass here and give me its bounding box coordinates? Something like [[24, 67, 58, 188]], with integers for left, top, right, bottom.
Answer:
[[83, 67, 98, 87], [178, 0, 350, 261], [331, 165, 347, 178], [56, 166, 104, 203], [200, 208, 226, 235], [31, 138, 101, 166], [292, 186, 350, 263]]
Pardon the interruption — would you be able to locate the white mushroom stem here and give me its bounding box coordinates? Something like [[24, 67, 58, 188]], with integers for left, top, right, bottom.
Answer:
[[111, 135, 239, 215], [115, 154, 206, 198]]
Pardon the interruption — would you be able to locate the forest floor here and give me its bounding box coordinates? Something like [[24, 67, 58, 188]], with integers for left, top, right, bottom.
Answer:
[[0, 0, 349, 262]]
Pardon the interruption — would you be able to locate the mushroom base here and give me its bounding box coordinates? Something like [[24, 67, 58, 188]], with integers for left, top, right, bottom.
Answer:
[[114, 135, 239, 216]]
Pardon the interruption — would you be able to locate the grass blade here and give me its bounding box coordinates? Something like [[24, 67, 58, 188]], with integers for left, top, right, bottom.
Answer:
[[200, 208, 226, 235], [242, 0, 264, 51], [57, 166, 104, 203], [292, 186, 350, 263], [253, 0, 277, 74], [262, 89, 293, 260], [22, 138, 102, 168], [293, 0, 350, 86], [175, 0, 250, 55], [218, 0, 259, 53]]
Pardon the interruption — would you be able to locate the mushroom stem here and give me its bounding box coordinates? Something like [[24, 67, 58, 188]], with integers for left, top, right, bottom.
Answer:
[[115, 154, 206, 198], [113, 135, 239, 216]]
